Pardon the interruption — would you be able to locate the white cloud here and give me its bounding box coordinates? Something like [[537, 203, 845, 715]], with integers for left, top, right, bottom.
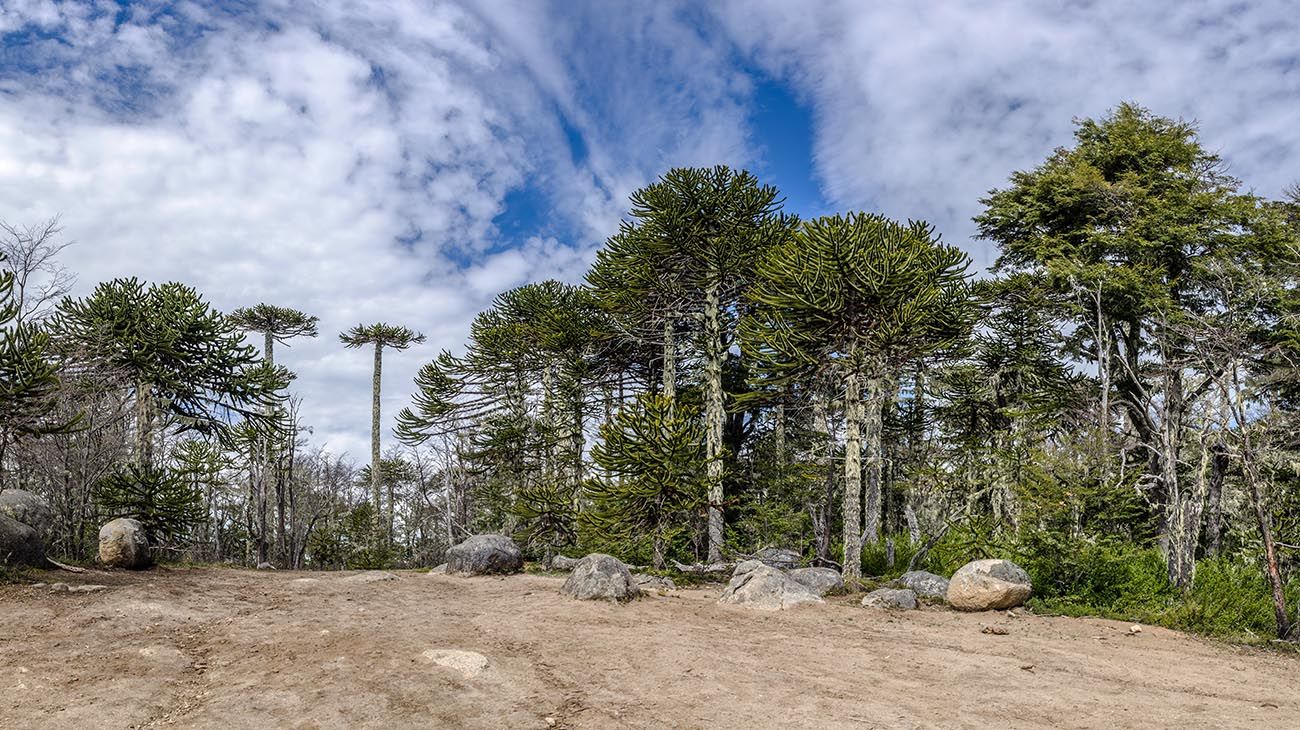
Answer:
[[715, 0, 1300, 269], [0, 0, 762, 457]]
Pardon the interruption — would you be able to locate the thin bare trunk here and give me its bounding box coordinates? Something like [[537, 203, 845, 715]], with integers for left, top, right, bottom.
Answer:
[[843, 369, 864, 581], [704, 278, 725, 563]]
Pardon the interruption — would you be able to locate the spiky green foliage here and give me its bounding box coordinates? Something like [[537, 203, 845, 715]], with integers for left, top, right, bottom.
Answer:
[[0, 257, 73, 450], [744, 213, 974, 579], [51, 278, 288, 445], [95, 464, 207, 543], [230, 304, 319, 345], [584, 393, 706, 568]]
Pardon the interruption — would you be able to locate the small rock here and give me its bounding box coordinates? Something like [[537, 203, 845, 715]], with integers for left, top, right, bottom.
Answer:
[[561, 554, 640, 602], [861, 588, 918, 610], [48, 582, 70, 593], [549, 555, 581, 571], [718, 564, 823, 610], [632, 573, 676, 591], [788, 567, 843, 596], [947, 559, 1032, 611], [445, 534, 523, 576], [68, 584, 107, 594], [256, 562, 276, 570], [98, 518, 150, 569], [429, 563, 448, 574], [981, 625, 1010, 635], [896, 570, 950, 600], [422, 649, 489, 678], [754, 547, 802, 570]]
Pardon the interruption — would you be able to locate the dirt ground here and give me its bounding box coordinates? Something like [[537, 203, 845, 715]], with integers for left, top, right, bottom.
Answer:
[[1, 567, 1296, 729]]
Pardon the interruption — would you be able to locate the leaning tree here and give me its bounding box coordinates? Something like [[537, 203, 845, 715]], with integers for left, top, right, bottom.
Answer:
[[743, 214, 974, 582], [340, 323, 425, 543]]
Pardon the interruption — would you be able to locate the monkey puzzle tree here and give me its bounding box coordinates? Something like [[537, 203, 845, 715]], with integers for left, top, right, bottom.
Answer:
[[601, 166, 791, 563], [744, 214, 973, 581], [230, 303, 318, 565], [0, 255, 72, 472], [340, 323, 425, 541], [52, 278, 288, 462], [585, 393, 706, 569]]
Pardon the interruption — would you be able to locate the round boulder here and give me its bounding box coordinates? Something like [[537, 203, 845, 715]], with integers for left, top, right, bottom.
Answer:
[[788, 567, 844, 597], [897, 570, 950, 600], [947, 559, 1032, 611], [0, 489, 54, 537], [445, 534, 523, 576], [1, 513, 44, 566], [861, 587, 918, 610], [98, 518, 150, 569], [718, 564, 823, 611], [561, 553, 639, 602]]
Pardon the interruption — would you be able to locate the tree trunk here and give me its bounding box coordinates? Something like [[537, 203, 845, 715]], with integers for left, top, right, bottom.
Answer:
[[371, 342, 384, 542], [1204, 441, 1227, 558], [811, 389, 833, 562], [1241, 451, 1294, 639], [703, 277, 725, 564], [661, 317, 676, 402], [843, 369, 864, 581], [862, 376, 885, 545], [1161, 368, 1199, 589]]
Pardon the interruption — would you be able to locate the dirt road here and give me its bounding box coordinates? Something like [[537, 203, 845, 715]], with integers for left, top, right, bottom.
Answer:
[[1, 567, 1295, 729]]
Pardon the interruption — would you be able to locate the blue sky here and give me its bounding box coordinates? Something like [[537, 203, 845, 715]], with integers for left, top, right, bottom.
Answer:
[[1, 0, 1298, 455]]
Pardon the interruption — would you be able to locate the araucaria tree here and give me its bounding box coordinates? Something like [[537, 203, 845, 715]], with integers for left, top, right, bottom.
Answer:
[[744, 214, 973, 581], [341, 323, 425, 543], [594, 166, 792, 563], [230, 304, 319, 565]]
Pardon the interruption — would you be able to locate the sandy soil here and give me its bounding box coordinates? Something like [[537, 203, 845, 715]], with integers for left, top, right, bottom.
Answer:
[[1, 567, 1296, 729]]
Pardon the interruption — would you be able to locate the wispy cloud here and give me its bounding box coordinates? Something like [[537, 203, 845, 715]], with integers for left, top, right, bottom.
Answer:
[[716, 0, 1300, 268], [0, 0, 761, 455]]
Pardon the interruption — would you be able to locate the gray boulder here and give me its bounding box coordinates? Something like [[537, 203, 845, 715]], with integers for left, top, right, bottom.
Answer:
[[947, 559, 1032, 611], [861, 587, 918, 610], [98, 518, 150, 569], [549, 554, 581, 571], [754, 547, 802, 570], [632, 573, 676, 591], [788, 567, 844, 596], [561, 553, 640, 602], [1, 513, 44, 566], [445, 534, 523, 576], [733, 559, 764, 576], [718, 564, 824, 611], [0, 489, 54, 537], [897, 570, 950, 600]]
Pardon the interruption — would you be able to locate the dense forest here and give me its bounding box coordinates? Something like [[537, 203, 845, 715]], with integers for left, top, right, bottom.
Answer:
[[3, 104, 1298, 640]]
